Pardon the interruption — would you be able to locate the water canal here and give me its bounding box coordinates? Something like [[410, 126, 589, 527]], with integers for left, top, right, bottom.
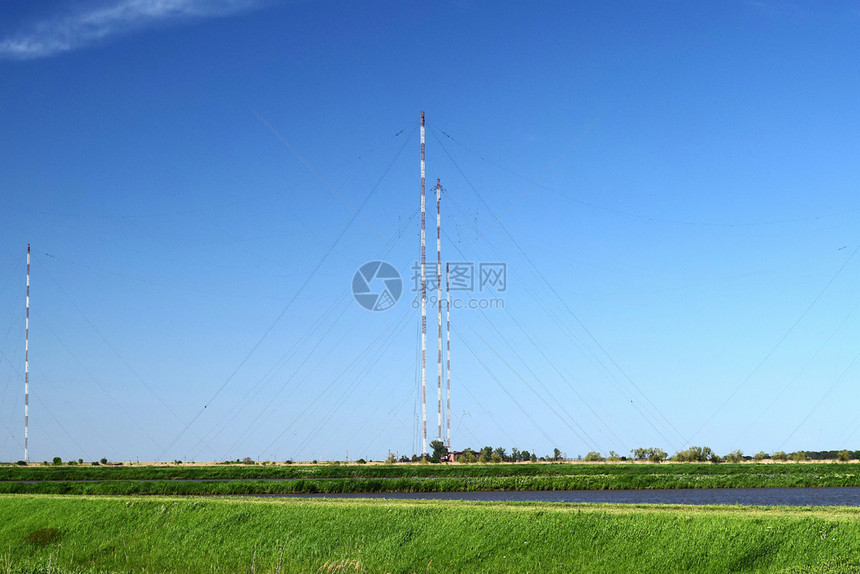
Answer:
[[270, 486, 860, 506]]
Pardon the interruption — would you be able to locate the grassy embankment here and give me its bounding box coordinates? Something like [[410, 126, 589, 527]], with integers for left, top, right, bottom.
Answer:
[[2, 494, 860, 573], [4, 462, 856, 481], [1, 463, 859, 495]]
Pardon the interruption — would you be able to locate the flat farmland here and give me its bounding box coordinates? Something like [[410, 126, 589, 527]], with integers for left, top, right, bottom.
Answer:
[[1, 462, 859, 495]]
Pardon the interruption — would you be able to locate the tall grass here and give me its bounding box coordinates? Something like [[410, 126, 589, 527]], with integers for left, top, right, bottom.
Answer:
[[2, 462, 858, 490], [1, 465, 859, 495], [1, 494, 860, 573]]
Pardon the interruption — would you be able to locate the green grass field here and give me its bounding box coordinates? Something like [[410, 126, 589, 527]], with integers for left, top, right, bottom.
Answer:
[[3, 461, 856, 481], [1, 462, 859, 495], [1, 494, 860, 573], [3, 463, 859, 572]]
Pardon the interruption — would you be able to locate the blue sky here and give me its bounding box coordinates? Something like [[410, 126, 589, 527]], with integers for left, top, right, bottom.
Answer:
[[2, 0, 860, 462]]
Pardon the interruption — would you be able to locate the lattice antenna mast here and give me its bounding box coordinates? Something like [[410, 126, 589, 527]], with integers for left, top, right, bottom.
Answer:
[[24, 244, 30, 463], [436, 179, 443, 443], [419, 112, 427, 457], [445, 262, 452, 449]]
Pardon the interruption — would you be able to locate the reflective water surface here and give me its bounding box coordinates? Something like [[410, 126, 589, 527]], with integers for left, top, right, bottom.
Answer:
[[271, 487, 860, 506]]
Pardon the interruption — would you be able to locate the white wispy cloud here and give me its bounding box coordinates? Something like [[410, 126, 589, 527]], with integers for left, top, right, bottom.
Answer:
[[0, 0, 266, 60]]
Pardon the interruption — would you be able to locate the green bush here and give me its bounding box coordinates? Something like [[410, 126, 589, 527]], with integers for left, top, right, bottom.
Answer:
[[672, 446, 717, 463], [648, 448, 667, 463], [457, 450, 478, 464], [725, 450, 744, 463]]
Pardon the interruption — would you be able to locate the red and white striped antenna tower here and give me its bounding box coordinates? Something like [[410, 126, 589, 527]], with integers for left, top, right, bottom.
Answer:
[[419, 112, 427, 457], [445, 262, 452, 449], [435, 178, 443, 443], [24, 244, 30, 463]]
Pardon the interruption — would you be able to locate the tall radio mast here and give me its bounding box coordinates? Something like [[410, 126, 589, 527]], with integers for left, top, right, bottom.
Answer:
[[24, 244, 30, 463], [419, 112, 427, 457]]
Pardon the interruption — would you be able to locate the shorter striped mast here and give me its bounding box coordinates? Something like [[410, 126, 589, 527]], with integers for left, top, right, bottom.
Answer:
[[445, 262, 451, 449], [24, 244, 30, 463], [436, 179, 442, 443]]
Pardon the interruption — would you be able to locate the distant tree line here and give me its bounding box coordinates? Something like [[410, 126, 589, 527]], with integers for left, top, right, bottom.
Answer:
[[393, 441, 566, 463], [578, 447, 859, 463], [22, 447, 859, 468], [389, 445, 860, 465], [15, 457, 108, 466]]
